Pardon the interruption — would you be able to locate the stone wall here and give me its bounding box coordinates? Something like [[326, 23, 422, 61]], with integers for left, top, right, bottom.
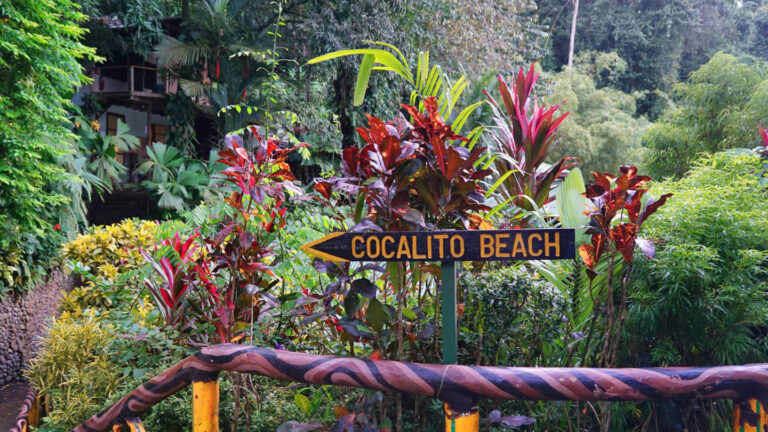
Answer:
[[0, 269, 74, 385]]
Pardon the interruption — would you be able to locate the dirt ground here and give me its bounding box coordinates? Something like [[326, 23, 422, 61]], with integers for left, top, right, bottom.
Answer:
[[0, 382, 28, 431]]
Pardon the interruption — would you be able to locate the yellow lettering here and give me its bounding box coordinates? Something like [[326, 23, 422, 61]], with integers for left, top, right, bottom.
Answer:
[[366, 236, 380, 259], [381, 236, 395, 259], [352, 236, 365, 259], [545, 232, 560, 256], [495, 233, 510, 258], [434, 234, 449, 259], [427, 235, 433, 259], [450, 235, 465, 258], [528, 233, 542, 257], [512, 234, 527, 257], [412, 236, 426, 259], [397, 235, 411, 259], [479, 234, 494, 258]]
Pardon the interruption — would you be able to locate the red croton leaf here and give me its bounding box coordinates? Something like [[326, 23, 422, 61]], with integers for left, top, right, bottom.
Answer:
[[638, 193, 673, 226], [239, 261, 274, 276], [584, 184, 606, 198], [379, 135, 403, 168], [624, 189, 646, 224], [342, 147, 360, 177], [369, 115, 390, 143], [601, 191, 627, 223], [610, 223, 638, 262], [272, 167, 296, 182], [614, 173, 629, 192], [619, 165, 637, 177], [444, 146, 465, 180], [393, 205, 426, 228], [620, 165, 651, 190], [583, 166, 670, 269], [225, 191, 242, 209], [579, 244, 597, 270], [592, 172, 615, 191], [312, 181, 333, 200]]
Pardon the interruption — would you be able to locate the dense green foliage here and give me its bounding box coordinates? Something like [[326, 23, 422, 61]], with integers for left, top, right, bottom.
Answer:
[[78, 0, 178, 55], [0, 0, 97, 296], [8, 0, 768, 430], [542, 63, 650, 173], [643, 53, 768, 178], [749, 4, 768, 57], [627, 152, 768, 367], [538, 0, 768, 91], [615, 152, 768, 429]]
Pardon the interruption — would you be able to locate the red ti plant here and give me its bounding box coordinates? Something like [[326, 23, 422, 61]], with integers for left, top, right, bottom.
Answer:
[[140, 231, 200, 329], [141, 127, 304, 345], [314, 96, 491, 230], [485, 64, 574, 215], [579, 166, 672, 367], [194, 130, 304, 344]]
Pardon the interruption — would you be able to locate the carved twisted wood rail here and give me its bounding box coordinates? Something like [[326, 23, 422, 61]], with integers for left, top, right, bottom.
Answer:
[[10, 386, 38, 432], [10, 344, 768, 432]]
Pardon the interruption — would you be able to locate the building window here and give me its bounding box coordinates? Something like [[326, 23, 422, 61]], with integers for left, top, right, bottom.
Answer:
[[151, 124, 168, 144], [106, 113, 125, 136]]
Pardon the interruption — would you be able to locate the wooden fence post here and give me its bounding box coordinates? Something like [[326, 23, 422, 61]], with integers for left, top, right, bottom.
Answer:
[[193, 377, 220, 432], [28, 395, 41, 428], [444, 405, 480, 432], [733, 399, 768, 432]]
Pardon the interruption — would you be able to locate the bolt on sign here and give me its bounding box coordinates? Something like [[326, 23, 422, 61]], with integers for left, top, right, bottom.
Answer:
[[301, 229, 575, 262]]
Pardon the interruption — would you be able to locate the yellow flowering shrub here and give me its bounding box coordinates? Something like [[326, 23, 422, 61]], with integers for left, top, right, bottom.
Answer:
[[63, 219, 157, 280]]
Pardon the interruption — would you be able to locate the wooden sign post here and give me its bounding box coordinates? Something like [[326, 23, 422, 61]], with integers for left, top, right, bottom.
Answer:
[[302, 228, 575, 431]]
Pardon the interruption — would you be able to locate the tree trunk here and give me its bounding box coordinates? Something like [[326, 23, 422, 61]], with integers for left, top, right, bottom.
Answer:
[[568, 0, 579, 67], [333, 63, 356, 148]]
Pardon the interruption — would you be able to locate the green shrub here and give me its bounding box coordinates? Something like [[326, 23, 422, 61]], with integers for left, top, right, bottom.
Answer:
[[619, 151, 768, 429], [459, 265, 583, 430], [25, 313, 121, 429], [459, 265, 567, 367], [626, 151, 768, 366]]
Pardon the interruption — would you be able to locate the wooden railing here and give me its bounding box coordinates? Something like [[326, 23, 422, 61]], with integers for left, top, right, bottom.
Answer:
[[10, 387, 38, 432], [11, 345, 768, 432]]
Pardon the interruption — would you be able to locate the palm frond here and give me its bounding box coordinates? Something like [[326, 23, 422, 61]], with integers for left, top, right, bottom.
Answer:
[[179, 78, 208, 98], [154, 36, 210, 69]]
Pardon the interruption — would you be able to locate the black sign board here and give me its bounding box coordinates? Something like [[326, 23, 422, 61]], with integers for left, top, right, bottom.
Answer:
[[301, 229, 575, 262]]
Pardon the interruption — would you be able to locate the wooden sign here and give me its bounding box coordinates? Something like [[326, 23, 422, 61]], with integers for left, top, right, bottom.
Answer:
[[301, 229, 575, 262]]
